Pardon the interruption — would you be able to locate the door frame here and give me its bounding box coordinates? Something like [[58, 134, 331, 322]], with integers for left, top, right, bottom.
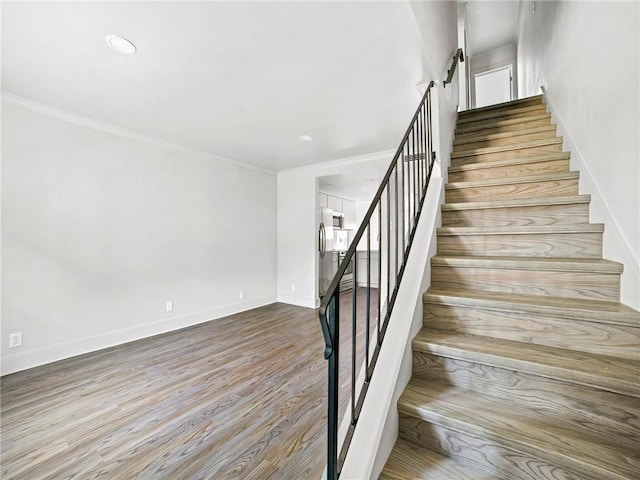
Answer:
[[472, 63, 514, 109]]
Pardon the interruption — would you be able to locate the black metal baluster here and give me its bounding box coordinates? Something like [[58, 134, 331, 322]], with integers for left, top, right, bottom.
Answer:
[[418, 105, 423, 194], [326, 294, 339, 480], [394, 163, 399, 282], [351, 260, 357, 425], [428, 90, 433, 177], [423, 102, 427, 190], [401, 140, 406, 258], [412, 126, 417, 227], [407, 140, 413, 232], [386, 184, 390, 329], [422, 103, 426, 192], [366, 225, 371, 380], [377, 200, 382, 345]]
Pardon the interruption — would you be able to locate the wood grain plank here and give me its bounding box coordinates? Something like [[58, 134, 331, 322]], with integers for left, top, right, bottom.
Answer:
[[456, 114, 553, 137], [379, 437, 494, 479], [449, 158, 569, 182], [413, 331, 640, 398], [458, 95, 543, 118], [442, 201, 589, 227], [456, 104, 548, 125], [445, 178, 579, 203], [398, 381, 639, 480], [411, 353, 640, 451], [454, 123, 555, 146], [431, 264, 620, 301], [437, 229, 603, 258], [1, 292, 378, 480]]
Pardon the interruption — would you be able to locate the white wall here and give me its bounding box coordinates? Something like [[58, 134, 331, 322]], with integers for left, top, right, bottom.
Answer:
[[277, 151, 392, 308], [457, 2, 470, 111], [278, 2, 459, 313], [517, 1, 640, 309], [410, 0, 460, 183], [1, 95, 277, 374]]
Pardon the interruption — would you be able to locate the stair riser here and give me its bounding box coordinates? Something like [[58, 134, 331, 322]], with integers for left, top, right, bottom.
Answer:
[[423, 304, 639, 360], [455, 111, 551, 134], [445, 178, 579, 203], [398, 414, 606, 480], [411, 353, 640, 452], [442, 203, 590, 227], [451, 144, 563, 166], [437, 232, 603, 258], [456, 117, 553, 139], [457, 106, 549, 126], [453, 130, 558, 152], [431, 265, 620, 301], [459, 98, 544, 120], [454, 123, 555, 145], [448, 159, 569, 182]]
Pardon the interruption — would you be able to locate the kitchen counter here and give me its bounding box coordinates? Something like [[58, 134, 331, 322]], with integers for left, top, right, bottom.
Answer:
[[354, 251, 380, 288]]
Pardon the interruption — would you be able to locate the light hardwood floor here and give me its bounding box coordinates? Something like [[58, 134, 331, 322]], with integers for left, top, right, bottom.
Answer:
[[1, 288, 377, 479]]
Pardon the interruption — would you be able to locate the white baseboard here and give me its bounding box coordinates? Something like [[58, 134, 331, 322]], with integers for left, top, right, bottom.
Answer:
[[542, 87, 640, 309], [1, 296, 275, 376], [276, 293, 318, 309]]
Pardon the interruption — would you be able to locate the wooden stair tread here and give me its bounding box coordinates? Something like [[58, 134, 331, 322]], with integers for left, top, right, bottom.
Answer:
[[431, 255, 623, 273], [437, 223, 604, 235], [451, 137, 563, 159], [424, 287, 640, 327], [442, 195, 591, 211], [454, 124, 555, 146], [456, 104, 548, 125], [412, 331, 640, 397], [399, 378, 640, 479], [455, 113, 552, 136], [458, 95, 543, 118], [386, 94, 638, 479], [446, 171, 578, 190], [449, 152, 570, 172], [380, 438, 493, 480]]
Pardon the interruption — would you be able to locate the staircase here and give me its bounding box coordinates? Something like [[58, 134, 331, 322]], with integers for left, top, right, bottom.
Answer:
[[380, 95, 640, 479]]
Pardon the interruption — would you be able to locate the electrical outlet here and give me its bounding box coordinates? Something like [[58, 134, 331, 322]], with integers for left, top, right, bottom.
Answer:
[[239, 290, 244, 300], [9, 332, 22, 348], [166, 301, 173, 312], [291, 284, 296, 293]]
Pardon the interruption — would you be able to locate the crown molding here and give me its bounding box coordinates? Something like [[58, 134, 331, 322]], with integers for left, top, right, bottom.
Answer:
[[1, 91, 276, 175]]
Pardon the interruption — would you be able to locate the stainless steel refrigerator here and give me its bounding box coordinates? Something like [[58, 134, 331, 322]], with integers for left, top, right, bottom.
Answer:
[[318, 207, 336, 297]]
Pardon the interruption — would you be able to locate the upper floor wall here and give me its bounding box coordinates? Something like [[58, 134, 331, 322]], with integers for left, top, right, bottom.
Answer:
[[516, 0, 639, 308]]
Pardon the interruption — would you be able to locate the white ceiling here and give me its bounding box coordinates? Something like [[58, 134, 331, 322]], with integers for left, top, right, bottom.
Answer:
[[2, 1, 429, 172], [465, 0, 519, 55], [318, 157, 390, 202]]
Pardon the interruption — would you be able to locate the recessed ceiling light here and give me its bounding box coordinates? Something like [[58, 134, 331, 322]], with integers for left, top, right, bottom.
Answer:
[[300, 135, 313, 142], [105, 35, 137, 55]]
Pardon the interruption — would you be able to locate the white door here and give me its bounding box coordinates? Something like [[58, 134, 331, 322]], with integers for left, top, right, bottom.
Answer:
[[475, 65, 512, 108]]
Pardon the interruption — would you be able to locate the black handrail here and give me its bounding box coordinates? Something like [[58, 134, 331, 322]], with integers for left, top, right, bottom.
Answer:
[[444, 48, 464, 87], [318, 80, 436, 479]]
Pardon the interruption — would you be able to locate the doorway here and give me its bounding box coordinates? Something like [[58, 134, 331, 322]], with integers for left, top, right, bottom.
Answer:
[[474, 65, 513, 108]]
